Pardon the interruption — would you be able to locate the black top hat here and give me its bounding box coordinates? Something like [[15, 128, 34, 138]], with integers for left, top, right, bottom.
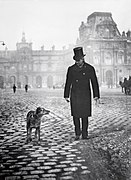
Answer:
[[73, 47, 86, 61]]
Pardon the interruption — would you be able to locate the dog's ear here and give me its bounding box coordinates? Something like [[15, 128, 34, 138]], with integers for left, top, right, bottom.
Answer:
[[36, 107, 41, 114]]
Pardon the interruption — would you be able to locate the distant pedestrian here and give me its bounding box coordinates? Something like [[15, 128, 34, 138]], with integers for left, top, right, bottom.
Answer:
[[119, 80, 124, 92], [123, 77, 128, 94], [13, 84, 16, 93], [25, 84, 28, 92]]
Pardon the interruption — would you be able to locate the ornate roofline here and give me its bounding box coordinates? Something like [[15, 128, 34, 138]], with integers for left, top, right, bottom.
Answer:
[[88, 12, 112, 19]]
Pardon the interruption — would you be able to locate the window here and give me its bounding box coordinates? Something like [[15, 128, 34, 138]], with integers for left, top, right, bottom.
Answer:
[[23, 65, 27, 71], [41, 63, 48, 71], [118, 52, 124, 64], [10, 66, 16, 72], [104, 52, 112, 65], [93, 52, 99, 65]]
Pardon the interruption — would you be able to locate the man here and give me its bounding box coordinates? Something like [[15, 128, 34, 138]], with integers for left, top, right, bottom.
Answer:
[[25, 84, 28, 92], [64, 47, 100, 140], [13, 84, 16, 93]]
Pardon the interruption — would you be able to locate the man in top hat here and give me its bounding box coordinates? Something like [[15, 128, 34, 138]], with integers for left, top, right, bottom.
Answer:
[[64, 47, 100, 140]]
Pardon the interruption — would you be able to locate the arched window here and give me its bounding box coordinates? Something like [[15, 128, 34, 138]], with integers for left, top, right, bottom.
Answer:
[[93, 52, 99, 64], [47, 75, 53, 88], [9, 76, 16, 87], [106, 70, 113, 87], [36, 76, 42, 88], [10, 66, 16, 72], [23, 76, 28, 85], [23, 65, 28, 71], [118, 52, 124, 64], [105, 28, 109, 38]]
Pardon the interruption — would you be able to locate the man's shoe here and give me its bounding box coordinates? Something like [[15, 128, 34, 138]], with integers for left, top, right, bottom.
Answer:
[[75, 136, 80, 141], [82, 136, 89, 140], [79, 130, 82, 136]]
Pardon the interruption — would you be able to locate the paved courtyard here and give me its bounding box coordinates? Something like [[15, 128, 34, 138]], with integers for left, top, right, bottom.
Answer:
[[0, 87, 131, 180]]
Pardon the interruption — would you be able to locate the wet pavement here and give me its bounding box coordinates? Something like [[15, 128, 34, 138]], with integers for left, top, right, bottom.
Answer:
[[0, 88, 131, 180]]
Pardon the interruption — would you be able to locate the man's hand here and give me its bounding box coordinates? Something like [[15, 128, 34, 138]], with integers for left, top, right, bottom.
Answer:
[[94, 97, 99, 105], [65, 98, 70, 102]]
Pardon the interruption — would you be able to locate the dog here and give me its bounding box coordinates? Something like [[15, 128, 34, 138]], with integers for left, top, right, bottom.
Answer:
[[26, 107, 50, 143]]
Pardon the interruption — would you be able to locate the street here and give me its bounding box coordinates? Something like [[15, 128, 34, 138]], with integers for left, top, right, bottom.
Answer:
[[0, 87, 131, 180]]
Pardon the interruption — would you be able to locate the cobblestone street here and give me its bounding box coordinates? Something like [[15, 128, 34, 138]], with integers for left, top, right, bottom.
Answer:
[[0, 88, 131, 180]]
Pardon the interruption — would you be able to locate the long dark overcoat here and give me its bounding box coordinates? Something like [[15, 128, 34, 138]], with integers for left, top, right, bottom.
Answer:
[[64, 62, 100, 118]]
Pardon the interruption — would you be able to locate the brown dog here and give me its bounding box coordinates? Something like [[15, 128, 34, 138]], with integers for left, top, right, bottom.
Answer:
[[26, 107, 50, 143]]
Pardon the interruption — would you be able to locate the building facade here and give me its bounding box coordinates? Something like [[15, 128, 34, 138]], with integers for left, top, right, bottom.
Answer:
[[77, 12, 131, 87], [0, 12, 131, 89], [0, 32, 72, 89]]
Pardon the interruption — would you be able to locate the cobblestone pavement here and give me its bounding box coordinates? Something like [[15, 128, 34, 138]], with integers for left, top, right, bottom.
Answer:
[[0, 88, 131, 180]]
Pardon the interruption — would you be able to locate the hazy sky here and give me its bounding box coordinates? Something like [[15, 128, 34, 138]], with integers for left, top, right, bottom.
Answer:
[[0, 0, 131, 50]]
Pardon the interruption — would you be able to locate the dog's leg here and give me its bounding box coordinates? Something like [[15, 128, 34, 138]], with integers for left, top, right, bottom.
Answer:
[[38, 127, 40, 141], [27, 128, 31, 143], [27, 127, 29, 143], [28, 128, 32, 142], [35, 128, 37, 140]]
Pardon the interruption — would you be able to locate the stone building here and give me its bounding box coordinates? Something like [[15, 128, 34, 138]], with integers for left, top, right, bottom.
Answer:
[[0, 32, 72, 89], [0, 12, 131, 89], [77, 12, 131, 87]]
